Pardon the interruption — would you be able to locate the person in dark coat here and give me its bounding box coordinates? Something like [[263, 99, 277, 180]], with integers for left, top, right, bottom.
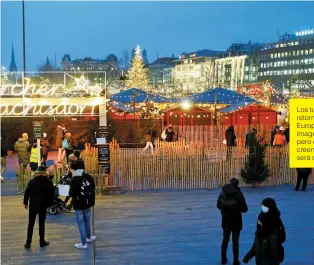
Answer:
[[165, 126, 175, 142], [295, 168, 311, 191], [284, 126, 289, 144], [243, 198, 286, 265], [270, 126, 279, 147], [217, 178, 248, 265], [14, 133, 30, 167], [225, 125, 236, 160], [24, 166, 54, 249], [245, 128, 257, 148], [40, 133, 50, 166]]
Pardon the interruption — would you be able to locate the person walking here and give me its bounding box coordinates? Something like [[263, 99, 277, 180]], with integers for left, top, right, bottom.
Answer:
[[1, 148, 7, 182], [40, 133, 50, 166], [243, 198, 286, 265], [142, 129, 154, 155], [62, 132, 74, 161], [29, 140, 44, 172], [14, 133, 31, 168], [24, 166, 54, 249], [295, 168, 311, 191], [273, 127, 286, 147], [69, 159, 96, 249], [284, 125, 289, 144], [245, 128, 257, 155], [225, 125, 236, 160], [270, 126, 279, 147], [165, 126, 175, 142], [217, 178, 248, 265], [151, 126, 157, 145], [56, 124, 66, 163]]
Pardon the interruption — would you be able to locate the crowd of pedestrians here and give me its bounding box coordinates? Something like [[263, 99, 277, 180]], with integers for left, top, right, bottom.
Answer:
[[0, 123, 311, 261], [141, 125, 176, 155]]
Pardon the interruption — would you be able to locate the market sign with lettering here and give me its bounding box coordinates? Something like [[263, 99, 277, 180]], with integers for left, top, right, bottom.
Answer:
[[0, 97, 107, 116], [0, 76, 103, 97]]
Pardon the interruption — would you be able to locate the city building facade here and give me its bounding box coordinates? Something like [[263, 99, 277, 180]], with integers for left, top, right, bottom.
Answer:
[[224, 41, 263, 84], [172, 49, 252, 92], [147, 56, 176, 87], [258, 29, 314, 91], [61, 53, 119, 71]]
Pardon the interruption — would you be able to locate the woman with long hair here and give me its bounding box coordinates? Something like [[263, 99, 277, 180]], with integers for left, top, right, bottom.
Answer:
[[243, 198, 286, 265]]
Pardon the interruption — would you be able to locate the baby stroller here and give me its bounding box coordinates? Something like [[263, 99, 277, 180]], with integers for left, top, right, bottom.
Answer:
[[48, 170, 72, 215]]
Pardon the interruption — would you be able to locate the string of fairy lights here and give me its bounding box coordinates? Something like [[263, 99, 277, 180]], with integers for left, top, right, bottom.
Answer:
[[106, 82, 314, 118]]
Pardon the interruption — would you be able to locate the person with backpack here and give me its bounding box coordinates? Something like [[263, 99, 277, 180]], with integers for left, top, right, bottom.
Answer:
[[69, 159, 96, 249], [243, 198, 286, 265], [217, 178, 248, 265]]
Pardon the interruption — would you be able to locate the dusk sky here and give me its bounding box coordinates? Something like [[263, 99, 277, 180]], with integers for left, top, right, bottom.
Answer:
[[1, 1, 314, 71]]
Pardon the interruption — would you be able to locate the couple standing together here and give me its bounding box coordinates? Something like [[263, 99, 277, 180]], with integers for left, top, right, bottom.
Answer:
[[217, 178, 285, 265], [24, 159, 96, 249]]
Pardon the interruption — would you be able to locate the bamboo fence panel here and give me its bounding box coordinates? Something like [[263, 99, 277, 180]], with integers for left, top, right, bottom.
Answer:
[[172, 124, 275, 148], [107, 144, 303, 191], [17, 141, 308, 194]]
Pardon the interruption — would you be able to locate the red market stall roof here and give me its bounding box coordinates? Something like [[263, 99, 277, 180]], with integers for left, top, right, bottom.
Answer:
[[163, 105, 213, 126], [219, 105, 277, 126]]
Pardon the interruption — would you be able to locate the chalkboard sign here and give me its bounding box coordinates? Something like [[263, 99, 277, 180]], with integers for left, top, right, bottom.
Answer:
[[101, 163, 110, 174], [98, 144, 110, 163], [98, 126, 108, 138], [33, 121, 43, 139]]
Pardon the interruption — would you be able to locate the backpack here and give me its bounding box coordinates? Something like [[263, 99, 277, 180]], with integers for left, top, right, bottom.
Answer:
[[77, 175, 95, 206], [219, 194, 238, 217], [62, 139, 69, 149]]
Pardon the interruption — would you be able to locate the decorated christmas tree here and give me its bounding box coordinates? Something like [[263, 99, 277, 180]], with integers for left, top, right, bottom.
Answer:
[[241, 138, 270, 184], [126, 45, 149, 89]]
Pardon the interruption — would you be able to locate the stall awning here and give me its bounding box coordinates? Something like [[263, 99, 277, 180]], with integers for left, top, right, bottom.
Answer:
[[187, 87, 257, 105], [219, 101, 252, 113], [110, 88, 177, 103]]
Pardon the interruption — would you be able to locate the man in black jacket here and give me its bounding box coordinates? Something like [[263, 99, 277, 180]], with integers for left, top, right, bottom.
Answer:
[[24, 166, 54, 249], [217, 178, 248, 265], [69, 159, 96, 249], [225, 125, 236, 160]]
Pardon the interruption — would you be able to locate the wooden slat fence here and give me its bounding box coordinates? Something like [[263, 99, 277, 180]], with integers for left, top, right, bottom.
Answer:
[[18, 140, 309, 194], [172, 124, 276, 147], [109, 144, 305, 191]]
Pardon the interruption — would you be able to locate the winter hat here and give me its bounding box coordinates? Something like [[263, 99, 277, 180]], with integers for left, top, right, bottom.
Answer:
[[262, 198, 276, 208], [37, 166, 48, 172], [70, 158, 85, 171], [262, 197, 280, 216]]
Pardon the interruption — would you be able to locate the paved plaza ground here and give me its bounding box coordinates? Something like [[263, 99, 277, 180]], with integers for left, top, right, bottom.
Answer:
[[1, 174, 314, 265]]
